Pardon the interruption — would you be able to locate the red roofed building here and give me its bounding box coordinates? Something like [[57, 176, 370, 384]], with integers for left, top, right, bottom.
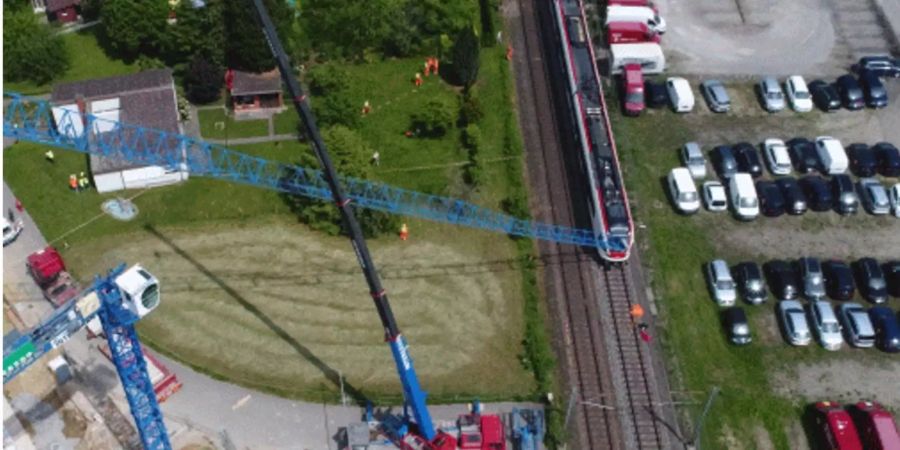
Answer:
[[46, 0, 81, 23], [226, 69, 283, 115]]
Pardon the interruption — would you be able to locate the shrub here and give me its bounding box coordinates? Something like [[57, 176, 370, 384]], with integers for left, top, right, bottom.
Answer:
[[307, 64, 350, 96], [411, 97, 455, 137], [183, 55, 224, 104]]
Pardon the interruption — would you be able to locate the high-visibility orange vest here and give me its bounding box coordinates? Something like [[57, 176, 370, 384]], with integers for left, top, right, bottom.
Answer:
[[69, 175, 78, 190]]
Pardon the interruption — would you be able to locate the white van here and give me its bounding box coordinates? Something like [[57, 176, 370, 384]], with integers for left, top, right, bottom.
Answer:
[[729, 173, 759, 220], [606, 5, 667, 34], [609, 43, 666, 74], [666, 77, 694, 112], [815, 136, 848, 174], [667, 167, 700, 214]]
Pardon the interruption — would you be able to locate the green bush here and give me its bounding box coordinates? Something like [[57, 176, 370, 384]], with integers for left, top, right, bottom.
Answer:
[[458, 89, 484, 126], [312, 91, 359, 128], [3, 11, 70, 85], [411, 97, 455, 137], [307, 64, 351, 96], [462, 123, 482, 150]]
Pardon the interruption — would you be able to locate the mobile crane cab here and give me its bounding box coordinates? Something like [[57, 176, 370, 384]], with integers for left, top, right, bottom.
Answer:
[[113, 264, 161, 319]]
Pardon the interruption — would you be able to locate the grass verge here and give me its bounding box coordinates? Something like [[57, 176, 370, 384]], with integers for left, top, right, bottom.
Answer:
[[197, 108, 270, 140]]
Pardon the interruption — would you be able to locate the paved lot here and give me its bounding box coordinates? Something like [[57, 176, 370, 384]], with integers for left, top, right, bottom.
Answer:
[[659, 0, 898, 76]]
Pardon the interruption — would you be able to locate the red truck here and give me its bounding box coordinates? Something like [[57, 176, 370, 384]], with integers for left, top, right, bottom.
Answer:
[[621, 63, 646, 116], [607, 22, 660, 44], [27, 246, 82, 307], [608, 0, 659, 13], [814, 401, 863, 450], [98, 342, 182, 403]]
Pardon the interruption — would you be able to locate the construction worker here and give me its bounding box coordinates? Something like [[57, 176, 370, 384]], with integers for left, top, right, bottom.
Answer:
[[15, 198, 23, 213], [372, 151, 380, 166], [69, 174, 78, 191], [362, 100, 371, 115], [79, 173, 90, 191], [506, 45, 514, 61], [424, 59, 431, 76], [44, 150, 55, 163], [630, 304, 645, 323], [638, 323, 652, 343], [431, 57, 439, 75], [399, 223, 409, 241], [404, 130, 413, 138], [414, 72, 422, 87]]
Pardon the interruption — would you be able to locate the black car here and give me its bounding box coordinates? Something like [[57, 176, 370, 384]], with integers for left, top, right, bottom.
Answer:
[[775, 177, 807, 215], [644, 80, 668, 108], [868, 307, 900, 353], [733, 261, 767, 304], [853, 258, 888, 304], [831, 174, 859, 215], [854, 55, 900, 78], [873, 142, 900, 177], [859, 71, 888, 108], [734, 143, 764, 178], [713, 145, 738, 179], [836, 75, 865, 110], [764, 260, 800, 300], [808, 80, 841, 111], [755, 180, 785, 217], [847, 143, 878, 177], [799, 176, 833, 212], [787, 138, 820, 174], [823, 260, 855, 300], [883, 260, 900, 297], [722, 307, 752, 345]]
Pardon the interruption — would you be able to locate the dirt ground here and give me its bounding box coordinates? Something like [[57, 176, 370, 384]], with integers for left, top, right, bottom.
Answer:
[[62, 218, 534, 401], [773, 358, 900, 409]]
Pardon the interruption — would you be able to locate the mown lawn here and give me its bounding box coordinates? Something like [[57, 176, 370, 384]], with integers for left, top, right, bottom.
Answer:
[[4, 30, 138, 96], [197, 108, 270, 140]]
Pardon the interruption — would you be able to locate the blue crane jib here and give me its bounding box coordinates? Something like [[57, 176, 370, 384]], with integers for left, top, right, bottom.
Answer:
[[2, 93, 625, 253]]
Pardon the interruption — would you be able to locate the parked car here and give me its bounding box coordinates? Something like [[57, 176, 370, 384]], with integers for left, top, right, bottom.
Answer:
[[889, 183, 900, 218], [836, 75, 865, 110], [763, 138, 792, 175], [838, 303, 876, 348], [758, 76, 786, 112], [776, 177, 808, 215], [873, 142, 900, 177], [667, 168, 700, 214], [706, 259, 737, 306], [734, 143, 763, 178], [785, 75, 813, 112], [733, 262, 767, 304], [800, 176, 834, 212], [853, 258, 888, 304], [852, 401, 900, 450], [779, 300, 812, 345], [702, 181, 727, 212], [854, 55, 900, 78], [713, 145, 738, 179], [809, 80, 842, 112], [831, 174, 859, 215], [729, 173, 759, 220], [765, 260, 800, 300], [859, 70, 888, 108], [823, 260, 855, 301], [816, 136, 848, 175], [813, 402, 864, 450], [2, 217, 22, 247], [848, 143, 878, 177], [883, 260, 900, 297], [788, 138, 821, 174], [666, 77, 695, 112], [644, 80, 668, 108], [700, 79, 731, 113], [681, 142, 707, 179], [809, 300, 843, 350], [722, 307, 752, 345], [858, 178, 890, 215], [798, 257, 826, 300], [756, 180, 785, 217], [868, 307, 900, 352]]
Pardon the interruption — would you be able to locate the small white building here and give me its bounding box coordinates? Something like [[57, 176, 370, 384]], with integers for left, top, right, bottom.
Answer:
[[51, 69, 189, 194]]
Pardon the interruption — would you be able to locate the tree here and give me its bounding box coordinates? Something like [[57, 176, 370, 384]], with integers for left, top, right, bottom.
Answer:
[[225, 0, 293, 72], [3, 10, 70, 85], [411, 97, 455, 137], [312, 92, 358, 128], [99, 0, 169, 60], [184, 55, 224, 104], [458, 88, 483, 126], [451, 26, 480, 88], [307, 64, 351, 96], [162, 0, 226, 67], [301, 0, 401, 59]]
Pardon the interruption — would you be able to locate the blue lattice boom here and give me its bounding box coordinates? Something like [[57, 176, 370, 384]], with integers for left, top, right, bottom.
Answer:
[[3, 93, 623, 251]]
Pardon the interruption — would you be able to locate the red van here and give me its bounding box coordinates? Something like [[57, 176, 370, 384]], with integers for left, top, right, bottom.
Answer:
[[815, 401, 863, 450], [854, 401, 900, 450]]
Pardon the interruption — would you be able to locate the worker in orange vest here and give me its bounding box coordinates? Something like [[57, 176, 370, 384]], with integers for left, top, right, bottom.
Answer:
[[69, 174, 78, 191], [414, 72, 423, 87], [431, 57, 440, 75], [362, 100, 371, 115], [506, 45, 513, 61], [424, 59, 431, 77], [399, 223, 409, 241], [630, 304, 645, 323]]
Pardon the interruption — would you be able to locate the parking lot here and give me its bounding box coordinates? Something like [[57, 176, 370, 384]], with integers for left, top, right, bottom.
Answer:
[[658, 0, 899, 76]]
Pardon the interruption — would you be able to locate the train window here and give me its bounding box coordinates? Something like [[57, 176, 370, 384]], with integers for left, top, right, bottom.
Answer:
[[567, 17, 586, 46]]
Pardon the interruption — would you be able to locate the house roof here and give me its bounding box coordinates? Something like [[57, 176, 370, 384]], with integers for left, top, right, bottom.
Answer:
[[51, 69, 180, 175], [46, 0, 81, 13], [230, 69, 282, 96]]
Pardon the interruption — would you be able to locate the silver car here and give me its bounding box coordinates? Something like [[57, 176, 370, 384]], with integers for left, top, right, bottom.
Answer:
[[798, 257, 826, 300], [706, 259, 737, 306], [778, 300, 811, 346], [700, 80, 731, 113], [758, 76, 786, 112], [858, 178, 890, 215], [681, 142, 707, 179], [809, 300, 843, 351], [837, 303, 875, 348]]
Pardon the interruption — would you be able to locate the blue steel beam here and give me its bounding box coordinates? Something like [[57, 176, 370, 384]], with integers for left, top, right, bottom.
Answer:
[[2, 93, 625, 252]]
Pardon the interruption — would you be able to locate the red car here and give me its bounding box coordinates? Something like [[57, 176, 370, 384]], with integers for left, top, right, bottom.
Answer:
[[814, 401, 863, 450], [854, 401, 900, 450]]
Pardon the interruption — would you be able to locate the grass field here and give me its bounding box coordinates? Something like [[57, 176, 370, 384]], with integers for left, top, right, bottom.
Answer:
[[4, 30, 138, 96], [197, 108, 270, 140]]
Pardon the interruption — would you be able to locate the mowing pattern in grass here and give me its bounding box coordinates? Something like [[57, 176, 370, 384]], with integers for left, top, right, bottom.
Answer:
[[4, 30, 138, 95], [197, 108, 270, 140]]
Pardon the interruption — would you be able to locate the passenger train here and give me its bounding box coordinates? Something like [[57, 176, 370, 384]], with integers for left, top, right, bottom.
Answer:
[[552, 0, 635, 262]]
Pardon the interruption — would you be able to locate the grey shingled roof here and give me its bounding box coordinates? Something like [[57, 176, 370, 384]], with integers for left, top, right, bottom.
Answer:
[[51, 69, 180, 175], [231, 69, 281, 96]]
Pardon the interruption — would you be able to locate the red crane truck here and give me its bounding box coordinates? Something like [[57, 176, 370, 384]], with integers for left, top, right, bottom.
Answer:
[[26, 247, 82, 307]]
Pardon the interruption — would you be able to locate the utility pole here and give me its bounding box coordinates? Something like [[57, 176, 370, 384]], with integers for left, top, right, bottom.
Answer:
[[339, 370, 347, 407], [688, 386, 720, 450]]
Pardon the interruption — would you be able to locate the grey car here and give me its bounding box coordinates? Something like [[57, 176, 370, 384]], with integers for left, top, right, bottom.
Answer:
[[838, 303, 875, 348], [858, 178, 890, 215], [758, 76, 786, 112], [681, 142, 708, 179], [798, 257, 826, 300], [700, 80, 731, 113]]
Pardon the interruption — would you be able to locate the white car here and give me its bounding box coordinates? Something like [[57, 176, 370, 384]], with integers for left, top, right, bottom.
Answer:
[[889, 183, 900, 218], [809, 300, 843, 351], [763, 139, 792, 175], [785, 75, 813, 112], [666, 77, 695, 113], [2, 217, 22, 246], [702, 181, 727, 212], [706, 259, 737, 306], [778, 300, 811, 346]]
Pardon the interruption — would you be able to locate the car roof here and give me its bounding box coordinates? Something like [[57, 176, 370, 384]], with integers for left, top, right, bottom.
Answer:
[[788, 75, 807, 88], [724, 307, 747, 323], [812, 301, 838, 320], [711, 259, 730, 274], [684, 141, 702, 155], [848, 309, 875, 335]]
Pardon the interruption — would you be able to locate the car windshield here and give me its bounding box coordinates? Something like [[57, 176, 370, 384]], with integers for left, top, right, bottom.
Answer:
[[50, 285, 68, 296], [717, 279, 734, 290], [626, 92, 644, 103], [740, 198, 758, 208], [794, 91, 810, 100], [681, 192, 697, 202], [823, 322, 839, 333], [712, 200, 726, 207], [870, 279, 886, 289], [734, 324, 749, 335]]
